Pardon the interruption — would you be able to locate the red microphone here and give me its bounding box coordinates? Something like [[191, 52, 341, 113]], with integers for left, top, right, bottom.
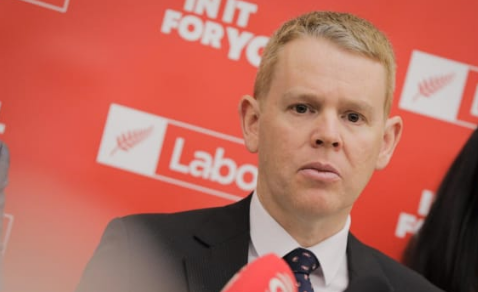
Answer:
[[221, 253, 298, 292]]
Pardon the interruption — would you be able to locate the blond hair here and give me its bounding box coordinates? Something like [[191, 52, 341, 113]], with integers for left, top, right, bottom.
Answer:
[[254, 11, 396, 115]]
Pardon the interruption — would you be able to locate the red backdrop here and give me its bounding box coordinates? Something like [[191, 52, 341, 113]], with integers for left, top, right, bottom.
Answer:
[[1, 0, 477, 291]]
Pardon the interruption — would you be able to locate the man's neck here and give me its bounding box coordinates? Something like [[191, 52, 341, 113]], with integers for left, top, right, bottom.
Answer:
[[257, 192, 351, 247]]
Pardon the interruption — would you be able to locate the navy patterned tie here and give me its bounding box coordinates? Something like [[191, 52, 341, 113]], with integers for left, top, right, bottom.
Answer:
[[283, 248, 319, 292]]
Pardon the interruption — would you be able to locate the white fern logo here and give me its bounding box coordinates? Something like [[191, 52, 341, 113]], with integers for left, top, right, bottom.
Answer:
[[110, 126, 154, 156]]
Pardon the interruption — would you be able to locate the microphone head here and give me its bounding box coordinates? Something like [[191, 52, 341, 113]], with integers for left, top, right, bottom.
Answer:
[[221, 253, 297, 292]]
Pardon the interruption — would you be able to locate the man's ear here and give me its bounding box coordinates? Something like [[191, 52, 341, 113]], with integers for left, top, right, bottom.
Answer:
[[376, 116, 403, 170], [238, 95, 260, 153]]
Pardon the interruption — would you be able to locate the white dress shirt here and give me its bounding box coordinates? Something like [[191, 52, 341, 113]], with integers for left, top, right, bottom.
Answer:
[[248, 192, 350, 292]]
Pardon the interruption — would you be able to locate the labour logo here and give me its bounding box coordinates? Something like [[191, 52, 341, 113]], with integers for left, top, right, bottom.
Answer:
[[97, 103, 256, 201], [399, 50, 478, 129]]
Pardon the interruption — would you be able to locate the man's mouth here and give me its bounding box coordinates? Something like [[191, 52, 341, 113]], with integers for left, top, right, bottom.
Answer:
[[299, 162, 341, 180]]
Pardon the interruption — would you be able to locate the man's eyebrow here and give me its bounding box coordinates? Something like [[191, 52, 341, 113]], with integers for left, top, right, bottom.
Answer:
[[282, 90, 320, 102], [283, 90, 376, 113], [340, 99, 375, 113]]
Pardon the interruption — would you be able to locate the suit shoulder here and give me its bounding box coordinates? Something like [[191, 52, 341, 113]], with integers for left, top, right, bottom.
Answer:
[[362, 243, 444, 292], [117, 205, 221, 232], [121, 202, 233, 222], [115, 200, 244, 239], [119, 197, 248, 229]]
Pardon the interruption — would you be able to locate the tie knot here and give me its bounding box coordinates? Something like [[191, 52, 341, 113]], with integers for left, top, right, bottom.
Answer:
[[283, 248, 319, 275]]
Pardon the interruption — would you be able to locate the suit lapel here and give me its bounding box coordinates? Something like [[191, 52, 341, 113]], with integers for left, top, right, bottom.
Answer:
[[345, 234, 394, 292], [184, 195, 252, 292]]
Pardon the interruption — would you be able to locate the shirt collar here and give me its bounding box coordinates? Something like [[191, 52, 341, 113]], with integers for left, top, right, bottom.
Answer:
[[249, 191, 350, 286]]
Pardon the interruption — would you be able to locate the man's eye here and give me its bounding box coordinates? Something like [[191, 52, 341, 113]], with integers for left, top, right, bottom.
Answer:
[[347, 112, 361, 123], [293, 104, 310, 113]]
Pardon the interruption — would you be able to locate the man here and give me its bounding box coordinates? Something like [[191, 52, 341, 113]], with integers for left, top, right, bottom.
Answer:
[[76, 11, 443, 292]]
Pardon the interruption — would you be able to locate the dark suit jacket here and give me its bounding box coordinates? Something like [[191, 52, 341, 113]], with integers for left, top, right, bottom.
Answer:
[[76, 195, 444, 292]]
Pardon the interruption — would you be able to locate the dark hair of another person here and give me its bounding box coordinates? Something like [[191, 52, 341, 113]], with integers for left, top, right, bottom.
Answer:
[[403, 128, 478, 292]]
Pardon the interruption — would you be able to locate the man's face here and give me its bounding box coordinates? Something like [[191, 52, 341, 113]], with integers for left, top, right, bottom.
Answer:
[[240, 37, 402, 228]]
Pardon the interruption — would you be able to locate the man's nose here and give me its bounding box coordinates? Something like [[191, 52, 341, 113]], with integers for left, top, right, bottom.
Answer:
[[310, 113, 342, 149]]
